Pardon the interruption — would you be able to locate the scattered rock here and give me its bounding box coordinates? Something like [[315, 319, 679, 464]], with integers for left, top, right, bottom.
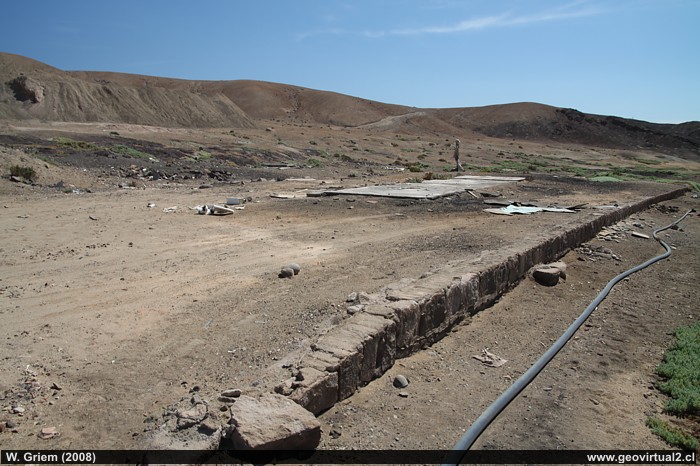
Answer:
[[576, 243, 621, 261], [287, 263, 301, 275], [6, 420, 16, 429], [38, 426, 58, 439], [346, 304, 364, 315], [227, 394, 321, 450], [531, 261, 567, 286], [221, 388, 242, 398], [176, 403, 208, 430], [393, 374, 409, 388], [11, 406, 25, 414], [398, 391, 409, 398], [346, 291, 371, 305], [274, 378, 295, 396], [329, 427, 342, 439], [473, 349, 508, 368], [279, 267, 295, 279], [50, 382, 62, 391]]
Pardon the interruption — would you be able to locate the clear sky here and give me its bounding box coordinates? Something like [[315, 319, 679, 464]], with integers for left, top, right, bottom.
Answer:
[[1, 0, 698, 123]]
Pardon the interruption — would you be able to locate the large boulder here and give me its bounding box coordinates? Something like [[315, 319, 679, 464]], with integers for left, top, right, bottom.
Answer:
[[8, 76, 44, 103]]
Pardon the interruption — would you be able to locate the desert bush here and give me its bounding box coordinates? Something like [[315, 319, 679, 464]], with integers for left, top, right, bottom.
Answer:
[[423, 172, 451, 181], [646, 417, 698, 451], [110, 144, 154, 160], [656, 322, 700, 415], [54, 136, 98, 150], [9, 165, 36, 181]]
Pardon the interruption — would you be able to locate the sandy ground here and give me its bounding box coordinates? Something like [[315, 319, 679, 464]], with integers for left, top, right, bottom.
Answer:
[[0, 122, 698, 456]]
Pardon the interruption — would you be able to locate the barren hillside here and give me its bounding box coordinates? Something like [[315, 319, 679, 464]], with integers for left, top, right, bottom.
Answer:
[[1, 52, 699, 158], [0, 53, 254, 128]]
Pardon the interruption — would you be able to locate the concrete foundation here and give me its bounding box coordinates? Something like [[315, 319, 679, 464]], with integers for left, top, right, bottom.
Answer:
[[285, 187, 688, 414]]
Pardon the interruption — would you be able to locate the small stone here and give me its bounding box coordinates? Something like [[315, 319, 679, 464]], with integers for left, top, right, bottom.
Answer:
[[346, 292, 359, 303], [176, 403, 208, 430], [6, 420, 16, 429], [221, 388, 242, 398], [12, 406, 25, 414], [531, 262, 566, 287], [50, 383, 62, 391], [279, 267, 294, 279], [218, 395, 237, 404], [39, 426, 58, 439], [287, 263, 301, 275], [346, 304, 363, 315], [329, 427, 342, 439], [398, 391, 409, 398], [393, 374, 409, 388]]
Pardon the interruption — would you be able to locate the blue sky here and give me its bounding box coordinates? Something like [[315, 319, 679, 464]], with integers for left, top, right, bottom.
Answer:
[[1, 0, 698, 123]]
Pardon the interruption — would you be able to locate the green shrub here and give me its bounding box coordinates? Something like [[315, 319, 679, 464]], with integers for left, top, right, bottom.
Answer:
[[54, 136, 98, 150], [646, 417, 698, 451], [9, 165, 36, 181], [195, 150, 212, 160], [656, 322, 700, 415], [423, 172, 451, 181], [110, 144, 155, 160]]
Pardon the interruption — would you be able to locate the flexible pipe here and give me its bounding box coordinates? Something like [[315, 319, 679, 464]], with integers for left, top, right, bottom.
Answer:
[[443, 209, 695, 466]]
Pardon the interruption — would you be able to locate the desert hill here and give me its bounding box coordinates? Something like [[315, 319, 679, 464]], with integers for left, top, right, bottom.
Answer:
[[1, 52, 698, 157]]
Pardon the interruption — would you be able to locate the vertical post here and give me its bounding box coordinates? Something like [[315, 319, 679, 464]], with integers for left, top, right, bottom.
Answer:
[[454, 139, 463, 172]]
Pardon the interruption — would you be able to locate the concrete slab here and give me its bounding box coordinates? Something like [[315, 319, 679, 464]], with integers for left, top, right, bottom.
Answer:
[[321, 175, 525, 199]]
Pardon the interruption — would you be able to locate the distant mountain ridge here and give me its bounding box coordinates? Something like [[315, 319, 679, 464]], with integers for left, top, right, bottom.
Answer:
[[1, 52, 698, 157]]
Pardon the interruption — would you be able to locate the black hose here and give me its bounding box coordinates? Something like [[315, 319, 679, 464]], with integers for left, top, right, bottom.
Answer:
[[443, 209, 695, 466]]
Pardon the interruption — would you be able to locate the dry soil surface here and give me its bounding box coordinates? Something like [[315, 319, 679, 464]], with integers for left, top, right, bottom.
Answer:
[[0, 123, 698, 457]]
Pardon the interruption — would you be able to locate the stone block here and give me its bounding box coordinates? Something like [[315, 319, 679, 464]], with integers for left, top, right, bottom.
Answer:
[[289, 367, 338, 415], [375, 318, 397, 374], [301, 350, 341, 373], [390, 300, 420, 354], [228, 394, 321, 450], [420, 288, 447, 335]]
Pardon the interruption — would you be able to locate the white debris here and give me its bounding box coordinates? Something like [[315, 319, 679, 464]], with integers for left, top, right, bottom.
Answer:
[[473, 349, 508, 367], [194, 205, 235, 216]]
